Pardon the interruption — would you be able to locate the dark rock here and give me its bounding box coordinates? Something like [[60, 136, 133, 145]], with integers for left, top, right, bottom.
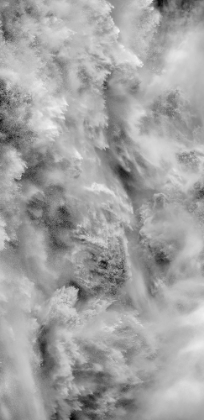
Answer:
[[194, 182, 204, 199], [73, 237, 128, 298]]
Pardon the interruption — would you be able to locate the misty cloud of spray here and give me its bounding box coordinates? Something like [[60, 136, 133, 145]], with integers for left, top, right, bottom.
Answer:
[[0, 1, 204, 420]]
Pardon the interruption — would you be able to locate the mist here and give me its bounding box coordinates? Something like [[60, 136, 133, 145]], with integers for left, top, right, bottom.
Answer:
[[0, 0, 204, 419]]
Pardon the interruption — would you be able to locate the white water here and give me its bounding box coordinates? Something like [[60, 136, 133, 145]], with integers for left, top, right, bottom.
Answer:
[[0, 1, 204, 419]]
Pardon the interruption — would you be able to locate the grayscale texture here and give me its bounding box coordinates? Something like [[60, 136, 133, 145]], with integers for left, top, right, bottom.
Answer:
[[0, 1, 203, 419]]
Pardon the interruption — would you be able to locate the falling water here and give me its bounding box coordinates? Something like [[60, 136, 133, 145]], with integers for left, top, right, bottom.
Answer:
[[0, 0, 204, 419]]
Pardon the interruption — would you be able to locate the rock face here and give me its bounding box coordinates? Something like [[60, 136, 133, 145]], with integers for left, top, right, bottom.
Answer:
[[154, 0, 168, 8], [72, 236, 128, 297], [155, 0, 191, 8]]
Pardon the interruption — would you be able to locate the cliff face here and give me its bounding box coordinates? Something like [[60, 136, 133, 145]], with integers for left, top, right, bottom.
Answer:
[[0, 1, 204, 420], [154, 0, 199, 10]]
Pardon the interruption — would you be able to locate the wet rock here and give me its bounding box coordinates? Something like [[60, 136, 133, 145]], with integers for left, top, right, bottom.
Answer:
[[194, 182, 204, 200], [73, 236, 128, 298], [27, 192, 46, 223]]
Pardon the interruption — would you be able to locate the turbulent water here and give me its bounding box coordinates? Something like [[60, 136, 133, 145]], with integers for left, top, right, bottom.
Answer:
[[0, 0, 204, 419]]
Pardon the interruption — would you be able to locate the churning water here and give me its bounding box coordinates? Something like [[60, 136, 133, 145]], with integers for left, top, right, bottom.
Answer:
[[0, 1, 204, 419]]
